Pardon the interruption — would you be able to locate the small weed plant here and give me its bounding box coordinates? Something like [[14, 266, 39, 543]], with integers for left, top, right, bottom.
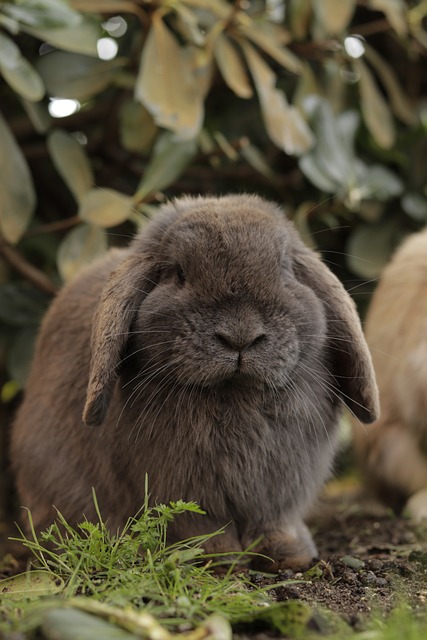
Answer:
[[0, 487, 308, 638]]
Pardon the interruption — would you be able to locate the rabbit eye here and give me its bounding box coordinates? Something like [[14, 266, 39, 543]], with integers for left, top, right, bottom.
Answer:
[[176, 266, 186, 285]]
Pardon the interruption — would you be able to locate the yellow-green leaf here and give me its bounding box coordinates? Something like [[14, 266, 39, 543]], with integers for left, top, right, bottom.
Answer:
[[135, 13, 210, 140], [0, 570, 64, 600], [354, 58, 395, 149], [241, 41, 313, 156], [368, 0, 407, 36], [0, 112, 36, 244], [364, 44, 416, 125], [288, 0, 313, 40], [57, 224, 108, 282], [134, 131, 197, 203], [79, 188, 133, 227], [180, 0, 231, 20], [47, 129, 93, 204], [119, 100, 157, 153], [238, 23, 302, 75], [313, 0, 356, 36], [0, 32, 45, 101], [214, 33, 252, 99]]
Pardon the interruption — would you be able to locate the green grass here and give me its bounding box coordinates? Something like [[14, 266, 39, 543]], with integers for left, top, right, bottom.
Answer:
[[0, 489, 311, 638], [1, 488, 427, 639]]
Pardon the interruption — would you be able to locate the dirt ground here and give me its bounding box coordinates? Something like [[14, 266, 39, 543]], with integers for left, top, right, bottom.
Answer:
[[261, 481, 427, 631], [1, 478, 427, 633]]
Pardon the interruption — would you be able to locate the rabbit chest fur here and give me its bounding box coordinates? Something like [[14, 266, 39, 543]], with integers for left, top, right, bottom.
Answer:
[[11, 194, 379, 570]]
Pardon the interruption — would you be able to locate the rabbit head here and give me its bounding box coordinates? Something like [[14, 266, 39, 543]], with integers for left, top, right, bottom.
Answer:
[[84, 194, 378, 428]]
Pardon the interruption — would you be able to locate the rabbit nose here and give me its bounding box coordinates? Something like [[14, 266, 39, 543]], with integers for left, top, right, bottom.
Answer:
[[215, 330, 266, 352]]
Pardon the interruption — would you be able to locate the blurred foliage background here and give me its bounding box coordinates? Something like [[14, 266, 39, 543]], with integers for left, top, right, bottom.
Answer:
[[1, 0, 427, 514]]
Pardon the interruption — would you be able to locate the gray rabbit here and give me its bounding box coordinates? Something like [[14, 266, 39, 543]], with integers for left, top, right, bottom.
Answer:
[[11, 194, 379, 570]]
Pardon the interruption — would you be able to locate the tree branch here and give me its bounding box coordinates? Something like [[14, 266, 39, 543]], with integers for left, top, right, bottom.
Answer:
[[0, 243, 58, 296]]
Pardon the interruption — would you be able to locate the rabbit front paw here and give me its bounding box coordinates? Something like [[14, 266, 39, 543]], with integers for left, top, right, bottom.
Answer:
[[248, 523, 318, 572]]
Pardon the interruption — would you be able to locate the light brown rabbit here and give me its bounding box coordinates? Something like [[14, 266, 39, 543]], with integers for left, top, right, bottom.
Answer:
[[11, 194, 379, 570], [353, 227, 427, 519]]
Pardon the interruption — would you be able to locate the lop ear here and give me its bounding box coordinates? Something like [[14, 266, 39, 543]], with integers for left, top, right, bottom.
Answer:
[[293, 244, 379, 424], [83, 254, 159, 426]]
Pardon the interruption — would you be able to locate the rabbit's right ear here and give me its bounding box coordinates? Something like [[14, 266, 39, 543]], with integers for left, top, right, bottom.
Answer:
[[83, 254, 159, 427]]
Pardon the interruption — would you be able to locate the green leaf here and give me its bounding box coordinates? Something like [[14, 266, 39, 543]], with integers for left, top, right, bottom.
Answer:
[[42, 608, 140, 640], [346, 219, 399, 278], [0, 32, 45, 101], [302, 98, 356, 188], [57, 224, 108, 282], [47, 129, 93, 204], [23, 15, 100, 56], [241, 40, 313, 156], [401, 192, 427, 221], [2, 0, 81, 29], [7, 327, 38, 385], [78, 188, 133, 227], [22, 98, 51, 133], [299, 153, 337, 193], [0, 111, 36, 244], [134, 132, 198, 202], [354, 58, 396, 149], [37, 52, 125, 100], [355, 163, 403, 201], [119, 100, 158, 153], [0, 283, 48, 327], [313, 0, 356, 36], [0, 12, 20, 34], [0, 570, 64, 600], [239, 139, 277, 180], [214, 33, 253, 99], [135, 13, 211, 140]]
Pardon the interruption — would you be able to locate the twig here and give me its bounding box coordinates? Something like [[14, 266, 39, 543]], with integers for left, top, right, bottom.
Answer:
[[0, 243, 58, 296], [23, 216, 80, 238]]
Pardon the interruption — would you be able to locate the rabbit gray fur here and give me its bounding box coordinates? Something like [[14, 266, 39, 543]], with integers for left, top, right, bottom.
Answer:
[[11, 194, 379, 570]]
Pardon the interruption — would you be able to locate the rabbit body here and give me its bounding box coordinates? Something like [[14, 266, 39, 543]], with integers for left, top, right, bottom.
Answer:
[[353, 227, 427, 519], [11, 195, 378, 569]]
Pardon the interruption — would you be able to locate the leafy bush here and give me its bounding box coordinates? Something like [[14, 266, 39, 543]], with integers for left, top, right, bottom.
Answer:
[[0, 0, 426, 395]]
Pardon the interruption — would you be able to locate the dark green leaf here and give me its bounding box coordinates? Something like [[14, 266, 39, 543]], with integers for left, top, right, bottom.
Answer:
[[0, 283, 48, 327], [37, 52, 126, 100], [8, 327, 38, 385], [2, 0, 81, 30], [0, 32, 45, 101], [23, 15, 100, 56]]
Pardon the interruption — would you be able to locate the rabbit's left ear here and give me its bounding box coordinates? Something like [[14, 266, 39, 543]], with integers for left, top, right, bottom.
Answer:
[[292, 244, 379, 424], [83, 253, 159, 427]]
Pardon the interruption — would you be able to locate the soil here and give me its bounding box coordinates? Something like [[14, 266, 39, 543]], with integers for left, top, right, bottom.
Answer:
[[1, 478, 427, 634], [255, 480, 427, 632]]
